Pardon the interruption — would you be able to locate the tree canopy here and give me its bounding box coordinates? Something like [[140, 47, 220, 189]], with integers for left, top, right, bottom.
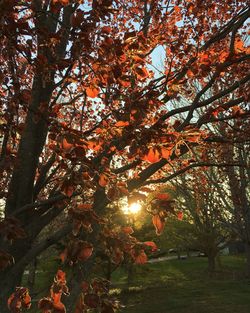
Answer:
[[0, 0, 249, 312]]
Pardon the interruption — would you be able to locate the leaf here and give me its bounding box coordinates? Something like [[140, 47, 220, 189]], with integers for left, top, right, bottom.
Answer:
[[115, 121, 129, 127], [101, 26, 112, 34], [118, 186, 129, 195], [152, 214, 165, 235], [219, 51, 229, 63], [38, 297, 54, 312], [62, 137, 74, 151], [86, 86, 100, 98], [155, 193, 170, 200], [87, 140, 102, 151], [78, 243, 93, 261], [144, 241, 158, 252], [77, 204, 92, 210], [122, 226, 134, 235], [134, 250, 147, 264], [161, 147, 172, 159], [177, 211, 183, 220], [99, 174, 109, 187], [234, 38, 245, 53], [59, 249, 68, 263], [8, 287, 31, 312], [56, 270, 66, 283], [134, 66, 149, 80], [62, 183, 74, 197], [144, 148, 160, 163]]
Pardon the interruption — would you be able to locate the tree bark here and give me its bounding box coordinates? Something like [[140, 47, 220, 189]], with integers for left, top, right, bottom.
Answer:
[[245, 242, 250, 277], [207, 254, 216, 273]]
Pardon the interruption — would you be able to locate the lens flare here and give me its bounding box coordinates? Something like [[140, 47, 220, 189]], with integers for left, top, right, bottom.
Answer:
[[122, 202, 141, 215]]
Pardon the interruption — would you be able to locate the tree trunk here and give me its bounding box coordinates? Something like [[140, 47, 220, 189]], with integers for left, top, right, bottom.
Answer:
[[27, 258, 37, 292], [0, 267, 24, 313], [207, 254, 216, 273], [245, 242, 250, 277], [127, 262, 134, 286]]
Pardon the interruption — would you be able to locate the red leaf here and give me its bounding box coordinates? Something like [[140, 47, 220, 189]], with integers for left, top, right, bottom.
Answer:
[[78, 243, 93, 261], [155, 193, 170, 200], [101, 26, 112, 34], [152, 214, 165, 235], [62, 184, 74, 197], [99, 174, 109, 187], [177, 211, 183, 220], [144, 241, 158, 252]]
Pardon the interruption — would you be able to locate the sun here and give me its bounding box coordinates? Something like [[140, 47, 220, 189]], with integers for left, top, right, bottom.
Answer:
[[122, 202, 142, 215]]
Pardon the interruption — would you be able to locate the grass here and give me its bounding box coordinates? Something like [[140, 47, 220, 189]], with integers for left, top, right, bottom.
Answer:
[[22, 255, 250, 313], [110, 255, 250, 313]]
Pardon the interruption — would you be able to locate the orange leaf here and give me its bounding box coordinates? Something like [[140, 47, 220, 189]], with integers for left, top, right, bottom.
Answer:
[[118, 78, 131, 87], [134, 250, 147, 264], [99, 174, 109, 187], [87, 140, 102, 151], [219, 51, 229, 63], [134, 66, 149, 80], [155, 193, 170, 200], [78, 204, 92, 210], [86, 86, 100, 98], [161, 147, 172, 159], [59, 249, 67, 263], [152, 214, 165, 235], [115, 121, 129, 127], [144, 148, 160, 163], [62, 137, 74, 151], [235, 38, 245, 53], [132, 55, 145, 64], [144, 241, 158, 252]]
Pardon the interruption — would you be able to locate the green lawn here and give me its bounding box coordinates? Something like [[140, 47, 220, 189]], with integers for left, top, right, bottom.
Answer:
[[110, 255, 250, 313]]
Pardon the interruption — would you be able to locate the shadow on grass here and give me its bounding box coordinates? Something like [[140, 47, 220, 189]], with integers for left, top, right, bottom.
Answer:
[[111, 255, 250, 313]]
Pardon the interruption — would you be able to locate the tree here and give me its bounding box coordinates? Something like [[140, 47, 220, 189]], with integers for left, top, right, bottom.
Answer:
[[0, 0, 249, 312], [201, 120, 250, 273], [172, 171, 232, 272]]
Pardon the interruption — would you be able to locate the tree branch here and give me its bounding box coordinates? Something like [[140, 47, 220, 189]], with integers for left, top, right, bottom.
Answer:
[[143, 162, 247, 186]]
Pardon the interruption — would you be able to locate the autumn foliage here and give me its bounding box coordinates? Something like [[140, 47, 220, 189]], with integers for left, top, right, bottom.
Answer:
[[0, 0, 249, 312]]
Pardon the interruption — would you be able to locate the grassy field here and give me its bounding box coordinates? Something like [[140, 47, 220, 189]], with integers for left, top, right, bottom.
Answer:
[[110, 255, 250, 313], [22, 255, 250, 313]]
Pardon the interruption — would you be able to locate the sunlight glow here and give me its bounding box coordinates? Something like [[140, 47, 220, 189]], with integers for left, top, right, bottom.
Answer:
[[122, 202, 142, 215]]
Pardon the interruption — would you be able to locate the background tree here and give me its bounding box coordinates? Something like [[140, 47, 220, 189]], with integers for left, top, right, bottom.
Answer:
[[172, 172, 232, 272], [0, 0, 249, 312]]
